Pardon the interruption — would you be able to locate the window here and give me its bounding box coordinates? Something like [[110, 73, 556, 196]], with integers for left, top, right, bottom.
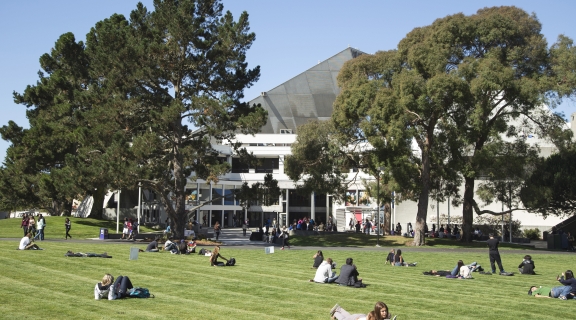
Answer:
[[280, 129, 293, 134], [231, 157, 249, 173], [255, 158, 279, 173]]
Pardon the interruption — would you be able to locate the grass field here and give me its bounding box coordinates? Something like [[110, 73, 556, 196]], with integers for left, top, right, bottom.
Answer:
[[0, 216, 159, 239], [2, 218, 576, 319]]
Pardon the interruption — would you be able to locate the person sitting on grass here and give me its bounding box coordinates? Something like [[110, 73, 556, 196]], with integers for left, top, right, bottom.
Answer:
[[518, 255, 535, 275], [312, 257, 339, 283], [329, 301, 394, 320], [145, 238, 159, 252], [335, 258, 363, 287], [164, 238, 178, 253], [312, 250, 324, 268], [393, 249, 417, 267], [19, 233, 41, 250], [178, 239, 188, 255], [557, 270, 576, 300], [94, 274, 116, 300], [210, 245, 229, 266], [384, 249, 395, 265]]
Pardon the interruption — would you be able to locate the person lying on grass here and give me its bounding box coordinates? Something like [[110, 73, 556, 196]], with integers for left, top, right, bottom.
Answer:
[[95, 274, 116, 300], [329, 301, 394, 320], [528, 284, 573, 299], [451, 260, 481, 278], [19, 233, 41, 250]]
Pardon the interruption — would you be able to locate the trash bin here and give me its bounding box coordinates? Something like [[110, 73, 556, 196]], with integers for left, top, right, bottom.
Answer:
[[99, 228, 109, 240]]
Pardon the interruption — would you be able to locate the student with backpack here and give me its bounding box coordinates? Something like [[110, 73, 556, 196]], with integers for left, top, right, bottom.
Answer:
[[96, 274, 153, 300]]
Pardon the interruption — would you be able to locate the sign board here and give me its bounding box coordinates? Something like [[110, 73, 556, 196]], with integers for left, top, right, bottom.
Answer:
[[129, 247, 139, 260], [265, 246, 274, 254]]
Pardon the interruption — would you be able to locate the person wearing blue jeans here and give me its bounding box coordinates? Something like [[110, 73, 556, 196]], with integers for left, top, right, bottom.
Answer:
[[34, 214, 45, 241], [312, 258, 339, 283], [451, 261, 481, 276], [557, 270, 576, 299]]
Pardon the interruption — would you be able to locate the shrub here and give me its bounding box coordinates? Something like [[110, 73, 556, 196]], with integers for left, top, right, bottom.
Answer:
[[523, 228, 540, 240]]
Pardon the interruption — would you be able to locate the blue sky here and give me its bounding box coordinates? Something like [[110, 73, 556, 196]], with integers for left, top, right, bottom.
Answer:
[[1, 0, 575, 163]]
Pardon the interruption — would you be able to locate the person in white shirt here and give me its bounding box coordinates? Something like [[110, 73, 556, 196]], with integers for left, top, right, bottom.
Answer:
[[94, 274, 116, 300], [312, 258, 339, 283], [19, 233, 40, 250]]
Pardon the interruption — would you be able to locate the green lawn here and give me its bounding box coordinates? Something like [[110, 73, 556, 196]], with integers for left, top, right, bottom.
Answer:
[[0, 216, 159, 239], [1, 236, 575, 319]]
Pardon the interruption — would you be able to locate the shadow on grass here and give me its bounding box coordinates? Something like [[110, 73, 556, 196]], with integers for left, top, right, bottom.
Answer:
[[290, 233, 539, 250]]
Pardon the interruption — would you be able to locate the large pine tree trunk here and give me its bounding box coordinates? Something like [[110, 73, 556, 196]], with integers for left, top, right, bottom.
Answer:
[[461, 176, 475, 243], [90, 187, 106, 219]]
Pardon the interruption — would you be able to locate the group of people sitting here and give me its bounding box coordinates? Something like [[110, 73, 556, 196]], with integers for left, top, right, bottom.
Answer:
[[309, 251, 365, 287], [384, 249, 417, 267], [144, 237, 196, 254]]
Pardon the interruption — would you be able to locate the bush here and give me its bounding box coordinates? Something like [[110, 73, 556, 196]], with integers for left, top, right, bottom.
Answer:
[[523, 228, 540, 240]]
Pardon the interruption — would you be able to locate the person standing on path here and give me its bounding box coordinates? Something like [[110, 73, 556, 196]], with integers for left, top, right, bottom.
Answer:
[[487, 233, 505, 274], [65, 218, 72, 239], [242, 221, 247, 237], [34, 214, 45, 241]]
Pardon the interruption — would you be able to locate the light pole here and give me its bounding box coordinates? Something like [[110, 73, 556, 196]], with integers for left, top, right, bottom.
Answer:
[[376, 167, 383, 247]]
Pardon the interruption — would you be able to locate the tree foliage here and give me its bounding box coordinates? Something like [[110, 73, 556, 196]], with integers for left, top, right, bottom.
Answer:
[[1, 1, 266, 234], [520, 147, 576, 217]]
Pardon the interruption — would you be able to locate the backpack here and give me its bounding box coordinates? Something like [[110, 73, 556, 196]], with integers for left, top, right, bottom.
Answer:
[[129, 287, 154, 298], [226, 257, 236, 266]]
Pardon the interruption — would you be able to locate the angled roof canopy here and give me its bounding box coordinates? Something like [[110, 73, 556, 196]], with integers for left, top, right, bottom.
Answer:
[[248, 47, 364, 134]]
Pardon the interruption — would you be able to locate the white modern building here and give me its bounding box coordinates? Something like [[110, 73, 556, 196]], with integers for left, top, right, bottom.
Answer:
[[136, 47, 572, 233]]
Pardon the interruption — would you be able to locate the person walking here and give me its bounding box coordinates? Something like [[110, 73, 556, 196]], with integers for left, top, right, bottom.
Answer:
[[487, 233, 505, 274], [65, 217, 72, 239], [280, 226, 291, 250], [214, 221, 221, 241]]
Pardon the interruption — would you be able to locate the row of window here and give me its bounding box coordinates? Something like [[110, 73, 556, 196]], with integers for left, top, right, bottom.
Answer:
[[231, 157, 280, 173]]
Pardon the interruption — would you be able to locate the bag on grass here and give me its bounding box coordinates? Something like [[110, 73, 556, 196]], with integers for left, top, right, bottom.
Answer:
[[129, 287, 154, 298], [226, 257, 236, 266]]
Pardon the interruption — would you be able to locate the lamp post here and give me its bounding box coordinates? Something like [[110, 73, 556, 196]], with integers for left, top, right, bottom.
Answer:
[[376, 167, 383, 247]]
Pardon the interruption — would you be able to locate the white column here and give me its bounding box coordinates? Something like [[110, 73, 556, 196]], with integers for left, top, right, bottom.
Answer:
[[326, 194, 330, 225], [116, 190, 121, 234], [310, 191, 315, 220], [137, 184, 142, 233], [285, 189, 290, 227]]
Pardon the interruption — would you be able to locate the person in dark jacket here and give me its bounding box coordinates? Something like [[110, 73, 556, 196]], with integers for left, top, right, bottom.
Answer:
[[557, 270, 576, 299], [385, 249, 395, 265], [487, 233, 505, 274], [312, 250, 324, 268], [518, 255, 535, 274], [335, 258, 362, 286]]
